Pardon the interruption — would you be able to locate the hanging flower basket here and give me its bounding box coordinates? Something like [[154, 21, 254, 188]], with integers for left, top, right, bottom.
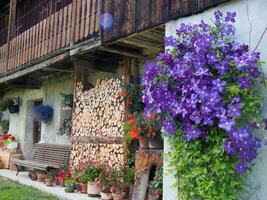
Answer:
[[33, 105, 54, 123]]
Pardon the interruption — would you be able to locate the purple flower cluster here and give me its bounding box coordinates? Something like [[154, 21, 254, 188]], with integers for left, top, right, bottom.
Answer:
[[142, 11, 265, 173]]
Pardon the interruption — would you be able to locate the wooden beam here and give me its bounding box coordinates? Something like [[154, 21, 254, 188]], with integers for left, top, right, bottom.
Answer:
[[7, 84, 42, 89], [5, 0, 17, 72], [121, 38, 163, 51], [70, 136, 124, 144], [0, 52, 70, 84], [98, 46, 147, 60]]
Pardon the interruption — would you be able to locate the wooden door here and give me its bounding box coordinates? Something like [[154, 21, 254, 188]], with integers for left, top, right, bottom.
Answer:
[[33, 101, 42, 143]]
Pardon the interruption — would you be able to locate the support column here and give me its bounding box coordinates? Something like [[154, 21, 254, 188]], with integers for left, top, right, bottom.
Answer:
[[163, 138, 179, 200]]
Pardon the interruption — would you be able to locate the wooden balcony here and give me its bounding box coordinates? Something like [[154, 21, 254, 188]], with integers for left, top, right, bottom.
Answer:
[[0, 0, 99, 76], [101, 0, 227, 43]]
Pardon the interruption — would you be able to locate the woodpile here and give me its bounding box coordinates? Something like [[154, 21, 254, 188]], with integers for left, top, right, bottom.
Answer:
[[70, 78, 125, 168]]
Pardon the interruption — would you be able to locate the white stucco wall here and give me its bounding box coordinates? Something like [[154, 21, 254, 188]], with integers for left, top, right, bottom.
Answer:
[[165, 0, 267, 199], [3, 73, 74, 156]]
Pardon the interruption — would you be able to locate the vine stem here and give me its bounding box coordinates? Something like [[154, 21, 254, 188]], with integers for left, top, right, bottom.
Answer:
[[253, 26, 267, 52]]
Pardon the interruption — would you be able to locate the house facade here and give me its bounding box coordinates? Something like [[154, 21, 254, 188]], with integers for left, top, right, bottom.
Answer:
[[4, 0, 264, 199]]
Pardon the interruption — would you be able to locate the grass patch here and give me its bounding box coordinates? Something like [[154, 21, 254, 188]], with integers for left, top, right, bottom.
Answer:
[[0, 177, 59, 200]]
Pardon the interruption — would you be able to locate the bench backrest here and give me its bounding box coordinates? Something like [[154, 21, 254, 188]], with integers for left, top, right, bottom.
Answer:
[[28, 143, 70, 167]]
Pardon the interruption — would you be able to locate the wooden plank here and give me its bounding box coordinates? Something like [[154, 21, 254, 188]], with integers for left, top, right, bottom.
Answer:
[[94, 0, 100, 33], [57, 9, 63, 49], [89, 0, 96, 35], [53, 11, 59, 51], [80, 0, 86, 39], [70, 136, 124, 144], [40, 19, 46, 57], [84, 0, 91, 38], [6, 0, 17, 72], [48, 14, 54, 54], [62, 6, 68, 47], [75, 0, 82, 42], [66, 4, 72, 45]]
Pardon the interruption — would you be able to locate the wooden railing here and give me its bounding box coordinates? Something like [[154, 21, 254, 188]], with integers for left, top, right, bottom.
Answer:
[[0, 0, 99, 76]]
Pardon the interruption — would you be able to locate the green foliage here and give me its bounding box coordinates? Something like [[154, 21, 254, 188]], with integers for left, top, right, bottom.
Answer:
[[167, 127, 244, 200], [60, 92, 73, 107]]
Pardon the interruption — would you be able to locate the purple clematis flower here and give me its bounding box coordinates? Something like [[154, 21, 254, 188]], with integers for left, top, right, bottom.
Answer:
[[225, 12, 236, 22], [236, 162, 248, 173], [219, 117, 235, 132], [215, 61, 230, 75], [228, 103, 241, 118], [212, 79, 226, 93], [221, 24, 235, 35], [238, 77, 251, 89]]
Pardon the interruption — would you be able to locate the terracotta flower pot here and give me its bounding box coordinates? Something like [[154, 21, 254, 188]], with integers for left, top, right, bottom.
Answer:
[[80, 183, 87, 194], [101, 192, 113, 200], [37, 173, 45, 182], [139, 137, 149, 150], [59, 178, 65, 187], [112, 192, 126, 200], [149, 133, 163, 149], [45, 179, 53, 187], [87, 181, 101, 197], [31, 174, 37, 181]]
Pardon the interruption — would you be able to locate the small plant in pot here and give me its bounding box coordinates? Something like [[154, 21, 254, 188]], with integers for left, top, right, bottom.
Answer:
[[99, 166, 113, 200], [83, 161, 102, 197], [79, 174, 88, 194], [36, 170, 46, 182], [64, 178, 76, 193], [110, 168, 127, 200], [125, 113, 159, 150], [45, 173, 54, 187], [30, 169, 37, 181]]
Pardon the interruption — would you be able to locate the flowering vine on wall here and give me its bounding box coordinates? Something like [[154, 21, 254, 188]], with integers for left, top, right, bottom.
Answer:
[[142, 10, 267, 199]]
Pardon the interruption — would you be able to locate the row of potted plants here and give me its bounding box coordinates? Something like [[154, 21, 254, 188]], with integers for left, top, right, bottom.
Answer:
[[28, 161, 134, 200]]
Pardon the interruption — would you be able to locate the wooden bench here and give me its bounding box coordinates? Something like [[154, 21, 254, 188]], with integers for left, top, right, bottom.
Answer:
[[11, 143, 70, 176]]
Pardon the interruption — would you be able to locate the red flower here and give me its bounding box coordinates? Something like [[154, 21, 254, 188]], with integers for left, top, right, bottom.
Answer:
[[9, 136, 15, 141], [1, 134, 8, 140], [125, 101, 133, 106], [130, 126, 142, 139], [121, 91, 127, 97]]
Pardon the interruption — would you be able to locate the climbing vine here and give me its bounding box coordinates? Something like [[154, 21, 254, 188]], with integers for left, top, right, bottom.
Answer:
[[142, 11, 267, 199]]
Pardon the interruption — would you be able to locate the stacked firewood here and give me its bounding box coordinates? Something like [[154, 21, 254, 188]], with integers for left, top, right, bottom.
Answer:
[[70, 78, 125, 168]]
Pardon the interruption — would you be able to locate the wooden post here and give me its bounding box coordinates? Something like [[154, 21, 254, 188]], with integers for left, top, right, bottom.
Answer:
[[124, 56, 132, 121], [5, 0, 17, 72]]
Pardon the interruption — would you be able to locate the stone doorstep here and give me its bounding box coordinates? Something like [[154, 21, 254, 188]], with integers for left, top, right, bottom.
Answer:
[[0, 169, 100, 200]]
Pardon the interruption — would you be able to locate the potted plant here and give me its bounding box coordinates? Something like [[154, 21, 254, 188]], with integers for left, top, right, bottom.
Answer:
[[45, 173, 54, 187], [99, 166, 113, 200], [83, 161, 102, 197], [79, 175, 88, 193], [64, 178, 76, 193], [72, 169, 81, 192], [110, 168, 127, 200], [125, 113, 160, 150], [0, 133, 17, 151], [30, 169, 37, 181], [36, 170, 46, 182], [56, 169, 71, 187]]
